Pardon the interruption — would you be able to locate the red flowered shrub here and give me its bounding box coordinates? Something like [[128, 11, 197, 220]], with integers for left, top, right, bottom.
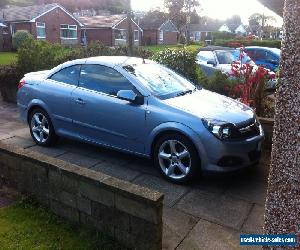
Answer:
[[226, 47, 275, 116]]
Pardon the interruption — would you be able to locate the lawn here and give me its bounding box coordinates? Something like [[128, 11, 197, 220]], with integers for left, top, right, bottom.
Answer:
[[0, 52, 18, 65], [0, 199, 124, 250], [143, 44, 202, 53]]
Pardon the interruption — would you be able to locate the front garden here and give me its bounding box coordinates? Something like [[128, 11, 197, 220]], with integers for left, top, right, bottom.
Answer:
[[0, 199, 123, 249], [0, 52, 17, 65]]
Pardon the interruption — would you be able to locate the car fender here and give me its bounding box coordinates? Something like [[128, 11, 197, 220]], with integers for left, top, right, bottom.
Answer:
[[146, 122, 208, 165], [26, 99, 54, 124]]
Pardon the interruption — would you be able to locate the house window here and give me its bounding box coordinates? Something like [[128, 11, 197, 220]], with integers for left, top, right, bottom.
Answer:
[[60, 24, 77, 39], [159, 30, 163, 41], [115, 29, 127, 40], [10, 24, 16, 35], [36, 22, 46, 39], [134, 30, 139, 41]]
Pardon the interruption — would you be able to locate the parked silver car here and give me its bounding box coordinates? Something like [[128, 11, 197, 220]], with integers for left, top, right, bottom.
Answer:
[[17, 56, 264, 183]]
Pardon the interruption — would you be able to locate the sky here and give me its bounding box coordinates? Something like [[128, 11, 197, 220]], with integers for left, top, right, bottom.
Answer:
[[131, 0, 283, 27]]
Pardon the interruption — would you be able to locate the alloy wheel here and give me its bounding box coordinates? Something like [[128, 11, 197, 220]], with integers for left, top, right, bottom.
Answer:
[[158, 139, 191, 180], [30, 113, 50, 143]]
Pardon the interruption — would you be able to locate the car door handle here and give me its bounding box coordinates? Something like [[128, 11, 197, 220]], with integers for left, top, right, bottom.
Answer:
[[75, 98, 86, 105]]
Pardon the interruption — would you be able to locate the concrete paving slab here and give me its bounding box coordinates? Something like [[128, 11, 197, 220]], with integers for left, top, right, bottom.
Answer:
[[2, 136, 36, 149], [91, 161, 141, 182], [175, 190, 252, 230], [127, 158, 161, 177], [224, 179, 267, 206], [133, 174, 190, 207], [177, 219, 250, 250], [241, 204, 264, 234], [57, 152, 102, 169], [28, 145, 68, 158], [162, 207, 199, 250], [10, 127, 31, 139]]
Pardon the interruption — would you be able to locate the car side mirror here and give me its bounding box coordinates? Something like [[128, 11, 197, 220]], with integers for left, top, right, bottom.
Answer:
[[207, 60, 216, 67], [117, 90, 144, 105]]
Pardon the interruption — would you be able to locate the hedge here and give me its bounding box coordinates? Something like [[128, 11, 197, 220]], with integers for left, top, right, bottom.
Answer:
[[0, 65, 22, 102], [214, 39, 282, 48]]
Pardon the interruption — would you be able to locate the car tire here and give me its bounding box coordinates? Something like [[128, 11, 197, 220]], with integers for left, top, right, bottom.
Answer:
[[29, 108, 57, 147], [153, 133, 201, 183]]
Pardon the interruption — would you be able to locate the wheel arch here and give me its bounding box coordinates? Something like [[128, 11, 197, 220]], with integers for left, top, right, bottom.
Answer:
[[27, 100, 51, 124], [147, 122, 206, 161]]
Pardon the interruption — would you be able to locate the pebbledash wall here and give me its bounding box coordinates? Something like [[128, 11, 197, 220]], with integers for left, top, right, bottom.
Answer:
[[0, 142, 163, 250]]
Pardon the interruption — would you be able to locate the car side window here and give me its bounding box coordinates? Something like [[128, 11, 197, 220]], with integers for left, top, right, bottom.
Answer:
[[265, 51, 278, 61], [79, 64, 134, 96], [197, 51, 215, 62], [50, 65, 81, 86], [255, 50, 268, 60]]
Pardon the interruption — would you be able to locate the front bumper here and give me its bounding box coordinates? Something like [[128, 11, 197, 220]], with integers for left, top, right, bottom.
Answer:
[[198, 132, 264, 173]]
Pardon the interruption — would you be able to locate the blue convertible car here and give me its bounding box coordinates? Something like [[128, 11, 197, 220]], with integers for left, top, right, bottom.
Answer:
[[244, 46, 281, 72], [17, 57, 264, 183]]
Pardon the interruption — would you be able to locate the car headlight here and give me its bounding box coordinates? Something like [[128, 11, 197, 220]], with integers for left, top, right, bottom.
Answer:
[[202, 118, 238, 140]]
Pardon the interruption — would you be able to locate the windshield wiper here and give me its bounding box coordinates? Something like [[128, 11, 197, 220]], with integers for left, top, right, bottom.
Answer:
[[176, 89, 195, 97]]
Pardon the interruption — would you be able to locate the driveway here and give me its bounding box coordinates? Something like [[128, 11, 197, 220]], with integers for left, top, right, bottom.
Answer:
[[0, 99, 269, 249]]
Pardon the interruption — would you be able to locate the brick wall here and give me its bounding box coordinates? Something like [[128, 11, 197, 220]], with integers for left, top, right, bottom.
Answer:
[[163, 31, 178, 45], [143, 30, 158, 45], [15, 22, 33, 34], [0, 142, 163, 250], [85, 28, 112, 46]]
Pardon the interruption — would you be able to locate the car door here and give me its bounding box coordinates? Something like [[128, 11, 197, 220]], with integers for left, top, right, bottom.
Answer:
[[42, 64, 81, 134], [197, 51, 218, 77], [71, 64, 146, 154]]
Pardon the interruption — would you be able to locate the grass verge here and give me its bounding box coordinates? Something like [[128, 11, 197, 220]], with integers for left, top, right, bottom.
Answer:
[[0, 52, 17, 65], [0, 199, 125, 250]]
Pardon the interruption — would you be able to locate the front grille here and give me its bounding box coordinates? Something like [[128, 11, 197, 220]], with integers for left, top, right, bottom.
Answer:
[[237, 120, 260, 139]]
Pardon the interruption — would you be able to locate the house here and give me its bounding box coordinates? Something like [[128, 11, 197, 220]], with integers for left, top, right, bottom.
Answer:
[[78, 15, 143, 46], [139, 19, 178, 45], [219, 23, 247, 35], [218, 24, 231, 33], [188, 23, 219, 42], [0, 3, 83, 51], [235, 24, 247, 35], [0, 22, 11, 51]]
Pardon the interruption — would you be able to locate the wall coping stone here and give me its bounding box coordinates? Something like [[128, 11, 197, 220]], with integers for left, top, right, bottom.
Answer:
[[0, 142, 164, 205]]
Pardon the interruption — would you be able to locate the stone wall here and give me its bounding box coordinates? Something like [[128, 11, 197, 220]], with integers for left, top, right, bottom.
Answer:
[[0, 142, 164, 250]]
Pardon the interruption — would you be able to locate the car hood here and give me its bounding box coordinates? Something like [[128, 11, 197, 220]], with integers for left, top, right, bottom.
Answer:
[[162, 89, 254, 124]]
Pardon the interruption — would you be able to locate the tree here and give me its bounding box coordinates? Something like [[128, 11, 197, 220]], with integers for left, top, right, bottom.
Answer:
[[264, 0, 300, 242], [164, 0, 200, 29], [248, 13, 276, 36], [226, 15, 242, 30], [140, 10, 167, 24]]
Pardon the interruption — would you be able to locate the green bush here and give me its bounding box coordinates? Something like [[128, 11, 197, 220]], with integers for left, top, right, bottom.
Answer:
[[212, 32, 236, 40], [16, 40, 153, 75], [12, 30, 33, 50], [151, 48, 204, 84], [0, 65, 22, 102], [214, 39, 281, 48], [201, 71, 238, 95]]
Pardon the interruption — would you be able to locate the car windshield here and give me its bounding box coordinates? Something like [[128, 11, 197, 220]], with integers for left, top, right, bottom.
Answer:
[[215, 50, 254, 64], [123, 63, 196, 99], [269, 48, 281, 56]]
